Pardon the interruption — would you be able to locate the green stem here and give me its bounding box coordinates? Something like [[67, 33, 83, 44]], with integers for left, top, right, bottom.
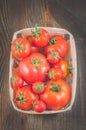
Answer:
[[51, 83, 61, 92], [31, 24, 42, 37]]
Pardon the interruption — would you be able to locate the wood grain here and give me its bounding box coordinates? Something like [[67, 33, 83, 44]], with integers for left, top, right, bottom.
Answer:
[[0, 0, 86, 130]]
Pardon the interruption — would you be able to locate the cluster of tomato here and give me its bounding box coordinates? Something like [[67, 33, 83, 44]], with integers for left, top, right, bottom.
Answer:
[[11, 26, 72, 113]]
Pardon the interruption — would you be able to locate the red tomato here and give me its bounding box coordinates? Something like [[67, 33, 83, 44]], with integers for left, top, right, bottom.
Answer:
[[26, 35, 39, 52], [14, 86, 38, 110], [54, 59, 69, 78], [11, 75, 24, 89], [32, 82, 46, 94], [19, 53, 50, 83], [46, 46, 61, 64], [11, 38, 31, 58], [48, 68, 63, 80], [40, 80, 71, 110], [31, 26, 50, 47], [45, 35, 69, 58], [33, 100, 46, 113]]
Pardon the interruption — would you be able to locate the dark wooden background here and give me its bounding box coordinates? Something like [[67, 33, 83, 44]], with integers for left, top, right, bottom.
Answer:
[[0, 0, 86, 130]]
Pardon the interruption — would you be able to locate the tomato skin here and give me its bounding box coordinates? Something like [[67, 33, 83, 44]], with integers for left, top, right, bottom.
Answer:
[[14, 86, 38, 110], [32, 82, 46, 94], [45, 35, 69, 59], [33, 100, 46, 113], [40, 80, 71, 110], [11, 75, 24, 89], [32, 28, 50, 47], [46, 46, 61, 64], [54, 59, 68, 78], [19, 53, 50, 83], [48, 68, 63, 81], [11, 38, 31, 58], [26, 35, 39, 53]]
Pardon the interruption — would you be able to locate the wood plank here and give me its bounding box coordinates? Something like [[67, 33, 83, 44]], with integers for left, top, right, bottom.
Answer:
[[0, 0, 86, 130]]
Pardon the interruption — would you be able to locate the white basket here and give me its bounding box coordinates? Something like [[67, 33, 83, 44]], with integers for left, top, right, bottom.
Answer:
[[9, 27, 77, 114]]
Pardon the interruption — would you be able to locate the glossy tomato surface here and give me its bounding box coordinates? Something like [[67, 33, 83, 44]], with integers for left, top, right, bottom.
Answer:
[[32, 27, 50, 47], [11, 38, 31, 58], [19, 53, 50, 83], [40, 79, 71, 110], [14, 86, 38, 110]]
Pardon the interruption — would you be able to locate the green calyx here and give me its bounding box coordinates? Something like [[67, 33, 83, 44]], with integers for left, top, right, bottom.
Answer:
[[16, 90, 26, 104], [49, 71, 55, 79], [51, 50, 60, 59], [35, 84, 44, 92], [11, 76, 16, 83], [15, 44, 22, 51], [31, 58, 41, 67], [49, 38, 56, 45], [31, 24, 42, 37], [68, 66, 73, 74], [51, 83, 61, 92]]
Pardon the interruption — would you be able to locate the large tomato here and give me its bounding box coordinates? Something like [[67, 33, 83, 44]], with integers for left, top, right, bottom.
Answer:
[[45, 35, 69, 58], [11, 38, 31, 58], [31, 26, 50, 47], [40, 80, 71, 110], [19, 53, 50, 83], [14, 85, 38, 110]]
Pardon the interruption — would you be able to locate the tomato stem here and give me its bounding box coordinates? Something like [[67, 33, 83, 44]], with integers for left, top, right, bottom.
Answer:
[[51, 50, 60, 59], [31, 58, 41, 67], [35, 84, 45, 92], [49, 38, 56, 45], [68, 65, 73, 74], [11, 76, 16, 83], [16, 90, 26, 104], [49, 71, 55, 79], [31, 24, 42, 37], [51, 83, 61, 92]]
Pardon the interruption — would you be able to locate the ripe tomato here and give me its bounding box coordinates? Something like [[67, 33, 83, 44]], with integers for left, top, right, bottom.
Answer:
[[19, 53, 50, 83], [11, 38, 31, 58], [40, 80, 71, 110], [33, 100, 46, 113], [31, 26, 50, 47], [11, 75, 24, 89], [32, 82, 46, 94], [45, 35, 69, 58], [48, 68, 63, 81], [26, 35, 39, 53], [46, 46, 61, 64], [14, 86, 38, 110], [54, 59, 69, 78]]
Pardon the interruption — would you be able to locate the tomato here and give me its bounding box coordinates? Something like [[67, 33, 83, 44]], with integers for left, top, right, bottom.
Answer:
[[11, 38, 31, 58], [11, 75, 24, 89], [54, 59, 69, 78], [32, 82, 46, 94], [40, 80, 71, 110], [46, 46, 61, 64], [45, 35, 69, 58], [31, 25, 50, 47], [19, 53, 50, 83], [14, 86, 38, 110], [48, 68, 63, 80], [26, 35, 39, 52], [33, 100, 46, 113]]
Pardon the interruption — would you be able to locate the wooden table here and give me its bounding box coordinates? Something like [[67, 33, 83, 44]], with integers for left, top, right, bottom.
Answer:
[[0, 0, 86, 130]]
